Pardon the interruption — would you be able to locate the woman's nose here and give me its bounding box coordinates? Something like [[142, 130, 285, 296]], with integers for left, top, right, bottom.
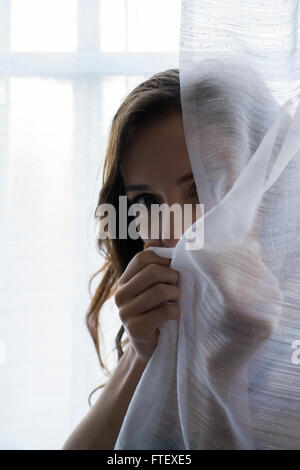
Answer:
[[159, 201, 184, 248], [142, 195, 197, 248]]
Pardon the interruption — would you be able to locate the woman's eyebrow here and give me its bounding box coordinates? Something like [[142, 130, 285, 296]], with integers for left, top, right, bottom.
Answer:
[[176, 172, 194, 185], [125, 172, 194, 192], [125, 183, 152, 191]]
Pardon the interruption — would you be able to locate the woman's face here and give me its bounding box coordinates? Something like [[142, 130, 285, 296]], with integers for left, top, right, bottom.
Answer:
[[121, 112, 201, 248]]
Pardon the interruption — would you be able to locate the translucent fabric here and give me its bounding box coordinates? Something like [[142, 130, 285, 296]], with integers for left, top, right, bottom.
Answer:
[[115, 0, 300, 450]]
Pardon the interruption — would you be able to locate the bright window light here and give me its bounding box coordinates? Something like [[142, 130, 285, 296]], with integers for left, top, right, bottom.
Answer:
[[99, 0, 181, 52], [10, 0, 78, 52]]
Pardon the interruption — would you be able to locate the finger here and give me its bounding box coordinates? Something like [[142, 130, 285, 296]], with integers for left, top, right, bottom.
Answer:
[[118, 249, 171, 286], [115, 263, 179, 307], [126, 302, 181, 341], [144, 242, 158, 249], [119, 283, 180, 322]]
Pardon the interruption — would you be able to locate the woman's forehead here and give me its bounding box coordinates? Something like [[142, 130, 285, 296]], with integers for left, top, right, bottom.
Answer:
[[121, 113, 192, 181]]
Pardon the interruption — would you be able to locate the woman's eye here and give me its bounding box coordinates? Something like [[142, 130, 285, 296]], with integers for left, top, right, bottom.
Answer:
[[130, 193, 159, 208]]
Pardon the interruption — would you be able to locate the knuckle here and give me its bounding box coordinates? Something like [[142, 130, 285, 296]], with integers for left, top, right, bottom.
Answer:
[[118, 306, 128, 322], [114, 288, 123, 308], [262, 309, 281, 333], [254, 319, 276, 339], [118, 273, 125, 286], [135, 249, 149, 266]]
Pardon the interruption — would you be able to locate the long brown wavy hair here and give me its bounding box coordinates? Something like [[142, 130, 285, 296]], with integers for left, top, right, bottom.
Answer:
[[86, 68, 183, 407]]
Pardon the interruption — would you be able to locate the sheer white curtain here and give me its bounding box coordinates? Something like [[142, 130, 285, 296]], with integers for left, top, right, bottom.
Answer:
[[114, 0, 300, 451], [0, 0, 180, 450]]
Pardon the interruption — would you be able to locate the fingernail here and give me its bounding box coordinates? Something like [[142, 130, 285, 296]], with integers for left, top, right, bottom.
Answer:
[[143, 242, 158, 250]]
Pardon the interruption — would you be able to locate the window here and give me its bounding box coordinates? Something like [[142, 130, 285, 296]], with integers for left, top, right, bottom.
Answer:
[[0, 0, 181, 450]]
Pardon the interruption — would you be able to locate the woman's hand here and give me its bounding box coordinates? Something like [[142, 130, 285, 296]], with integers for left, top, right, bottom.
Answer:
[[193, 237, 284, 449], [114, 247, 180, 365], [206, 238, 283, 381]]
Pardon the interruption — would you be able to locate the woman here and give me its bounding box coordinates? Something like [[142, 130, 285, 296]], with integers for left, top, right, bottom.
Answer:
[[62, 67, 283, 449], [62, 68, 200, 450]]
